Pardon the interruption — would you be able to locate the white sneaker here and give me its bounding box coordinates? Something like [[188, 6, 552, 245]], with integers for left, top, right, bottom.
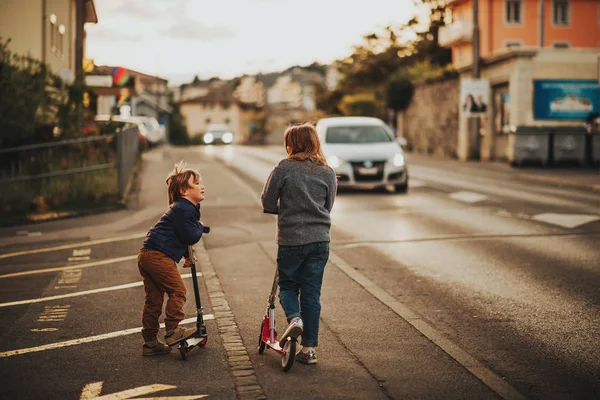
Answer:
[[279, 317, 303, 343]]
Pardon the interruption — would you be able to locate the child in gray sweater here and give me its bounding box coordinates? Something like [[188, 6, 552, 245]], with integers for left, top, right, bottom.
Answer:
[[261, 123, 337, 365]]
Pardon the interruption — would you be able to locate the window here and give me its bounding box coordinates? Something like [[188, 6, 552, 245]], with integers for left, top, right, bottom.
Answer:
[[552, 42, 570, 49], [504, 40, 523, 49], [57, 24, 65, 57], [553, 0, 570, 25], [49, 14, 57, 52], [505, 0, 522, 24]]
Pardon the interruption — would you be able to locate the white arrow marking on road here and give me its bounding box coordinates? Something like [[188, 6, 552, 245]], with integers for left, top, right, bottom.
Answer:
[[449, 191, 489, 203], [0, 232, 147, 260], [81, 381, 104, 399], [0, 315, 214, 358], [0, 272, 202, 308], [0, 255, 138, 279], [532, 213, 599, 228], [80, 381, 208, 400]]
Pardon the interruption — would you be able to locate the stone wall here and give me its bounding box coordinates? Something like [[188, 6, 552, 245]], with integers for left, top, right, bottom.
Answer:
[[402, 77, 460, 158]]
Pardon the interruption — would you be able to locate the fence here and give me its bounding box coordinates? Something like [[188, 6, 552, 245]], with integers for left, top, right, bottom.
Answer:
[[0, 127, 139, 215]]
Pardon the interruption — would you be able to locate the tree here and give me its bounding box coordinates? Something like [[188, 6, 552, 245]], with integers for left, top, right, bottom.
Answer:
[[339, 93, 380, 118], [167, 96, 189, 145]]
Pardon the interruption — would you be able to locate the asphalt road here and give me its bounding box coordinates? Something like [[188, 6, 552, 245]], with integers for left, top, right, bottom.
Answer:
[[0, 145, 598, 400]]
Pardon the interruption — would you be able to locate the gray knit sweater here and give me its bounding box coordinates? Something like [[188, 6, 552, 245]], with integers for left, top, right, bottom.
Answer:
[[261, 158, 337, 245]]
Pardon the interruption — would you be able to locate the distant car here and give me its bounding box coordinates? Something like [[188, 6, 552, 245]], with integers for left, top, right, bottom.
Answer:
[[315, 116, 409, 193], [202, 123, 234, 145]]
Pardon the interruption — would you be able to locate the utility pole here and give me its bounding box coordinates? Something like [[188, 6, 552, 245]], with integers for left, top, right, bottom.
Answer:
[[539, 0, 545, 48], [75, 0, 85, 132], [471, 0, 481, 159]]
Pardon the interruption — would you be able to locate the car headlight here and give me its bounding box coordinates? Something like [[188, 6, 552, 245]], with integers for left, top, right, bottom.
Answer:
[[203, 133, 214, 144], [327, 155, 341, 168], [222, 132, 233, 143], [391, 153, 405, 167]]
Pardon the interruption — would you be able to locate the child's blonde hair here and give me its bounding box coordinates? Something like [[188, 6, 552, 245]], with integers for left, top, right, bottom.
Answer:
[[165, 161, 200, 205], [284, 123, 327, 166]]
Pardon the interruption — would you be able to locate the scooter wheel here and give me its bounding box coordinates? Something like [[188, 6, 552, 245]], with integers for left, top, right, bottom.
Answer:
[[179, 340, 189, 360], [258, 320, 266, 355], [281, 338, 296, 372], [199, 336, 207, 348]]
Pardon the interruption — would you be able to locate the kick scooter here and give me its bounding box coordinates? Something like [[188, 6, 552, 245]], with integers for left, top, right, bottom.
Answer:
[[257, 268, 299, 372], [178, 226, 210, 360]]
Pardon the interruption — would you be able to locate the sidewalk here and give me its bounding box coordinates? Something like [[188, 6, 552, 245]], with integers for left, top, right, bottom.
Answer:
[[406, 152, 600, 192]]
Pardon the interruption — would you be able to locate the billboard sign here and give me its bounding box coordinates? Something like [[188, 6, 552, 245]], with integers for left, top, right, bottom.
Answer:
[[534, 80, 600, 120], [460, 78, 490, 117]]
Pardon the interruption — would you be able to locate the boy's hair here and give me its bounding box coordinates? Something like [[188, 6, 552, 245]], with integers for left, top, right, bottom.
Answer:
[[284, 123, 327, 166], [165, 161, 200, 205]]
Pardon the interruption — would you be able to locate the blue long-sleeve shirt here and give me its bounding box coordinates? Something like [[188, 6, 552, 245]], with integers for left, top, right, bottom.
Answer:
[[142, 198, 204, 262]]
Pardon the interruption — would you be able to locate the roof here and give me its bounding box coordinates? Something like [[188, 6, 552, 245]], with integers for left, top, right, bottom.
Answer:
[[85, 0, 98, 24], [92, 65, 168, 84]]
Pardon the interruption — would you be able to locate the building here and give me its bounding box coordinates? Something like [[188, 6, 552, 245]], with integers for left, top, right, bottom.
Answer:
[[86, 65, 171, 126], [439, 0, 600, 161], [0, 0, 98, 81]]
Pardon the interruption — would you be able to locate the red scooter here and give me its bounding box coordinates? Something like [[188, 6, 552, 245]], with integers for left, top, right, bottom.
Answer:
[[257, 269, 299, 372]]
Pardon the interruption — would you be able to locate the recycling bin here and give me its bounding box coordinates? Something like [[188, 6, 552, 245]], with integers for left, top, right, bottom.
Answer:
[[552, 126, 587, 165], [511, 126, 550, 166]]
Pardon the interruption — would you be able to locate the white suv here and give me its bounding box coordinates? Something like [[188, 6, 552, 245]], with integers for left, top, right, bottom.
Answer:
[[316, 116, 409, 193]]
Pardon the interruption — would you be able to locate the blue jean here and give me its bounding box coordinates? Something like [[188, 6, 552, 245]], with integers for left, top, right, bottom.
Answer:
[[277, 241, 329, 347]]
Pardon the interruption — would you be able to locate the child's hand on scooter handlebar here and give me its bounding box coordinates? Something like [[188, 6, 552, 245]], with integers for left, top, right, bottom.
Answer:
[[183, 256, 197, 268]]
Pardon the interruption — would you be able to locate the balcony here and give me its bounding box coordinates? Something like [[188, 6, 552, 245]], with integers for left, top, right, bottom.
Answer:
[[438, 20, 473, 47]]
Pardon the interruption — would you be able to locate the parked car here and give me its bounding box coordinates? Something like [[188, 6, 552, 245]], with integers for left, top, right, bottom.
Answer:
[[315, 116, 409, 193], [130, 116, 165, 146], [94, 115, 148, 150], [202, 124, 234, 145]]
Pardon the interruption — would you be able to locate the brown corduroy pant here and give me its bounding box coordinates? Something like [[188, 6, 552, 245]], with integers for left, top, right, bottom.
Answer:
[[137, 249, 187, 343]]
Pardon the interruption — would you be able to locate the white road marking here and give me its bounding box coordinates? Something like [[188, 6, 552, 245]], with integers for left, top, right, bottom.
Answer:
[[327, 251, 525, 400], [0, 255, 138, 279], [81, 382, 208, 400], [0, 272, 202, 308], [532, 213, 599, 228], [37, 305, 70, 322], [0, 232, 147, 260], [409, 179, 426, 188], [80, 381, 103, 399], [68, 256, 91, 262], [0, 315, 214, 358], [73, 249, 91, 256], [449, 191, 489, 203], [55, 269, 82, 289], [31, 328, 58, 332]]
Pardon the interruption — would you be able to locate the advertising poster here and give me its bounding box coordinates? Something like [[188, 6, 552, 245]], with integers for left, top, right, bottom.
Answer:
[[534, 80, 600, 120], [460, 78, 490, 117]]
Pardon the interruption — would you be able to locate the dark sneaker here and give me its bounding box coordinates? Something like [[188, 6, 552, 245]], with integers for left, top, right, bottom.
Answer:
[[165, 326, 197, 346], [142, 341, 172, 356], [279, 317, 303, 343], [296, 349, 317, 365]]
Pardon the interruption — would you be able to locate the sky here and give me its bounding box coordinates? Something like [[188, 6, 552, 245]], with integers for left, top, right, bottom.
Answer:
[[86, 0, 421, 85]]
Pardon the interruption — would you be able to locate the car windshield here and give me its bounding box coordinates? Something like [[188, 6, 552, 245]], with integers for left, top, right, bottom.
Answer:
[[325, 125, 392, 144]]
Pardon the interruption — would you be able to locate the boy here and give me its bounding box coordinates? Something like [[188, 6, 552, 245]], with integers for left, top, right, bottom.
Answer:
[[137, 161, 206, 356]]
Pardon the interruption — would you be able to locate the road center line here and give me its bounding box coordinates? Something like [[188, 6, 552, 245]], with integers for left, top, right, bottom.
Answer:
[[0, 232, 147, 260], [0, 272, 202, 308], [0, 255, 139, 279], [0, 315, 214, 358]]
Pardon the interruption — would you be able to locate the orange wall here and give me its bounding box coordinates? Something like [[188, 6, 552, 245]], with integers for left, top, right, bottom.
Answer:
[[448, 0, 600, 63], [542, 0, 600, 47]]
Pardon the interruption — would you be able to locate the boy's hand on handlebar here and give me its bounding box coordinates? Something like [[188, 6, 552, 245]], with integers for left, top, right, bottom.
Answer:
[[183, 257, 197, 268]]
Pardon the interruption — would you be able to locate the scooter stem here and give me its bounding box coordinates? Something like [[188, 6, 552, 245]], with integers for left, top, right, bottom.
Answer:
[[188, 245, 204, 328], [268, 268, 278, 305]]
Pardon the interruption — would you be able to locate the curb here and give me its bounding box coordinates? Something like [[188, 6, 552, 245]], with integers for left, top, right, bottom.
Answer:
[[197, 240, 267, 400]]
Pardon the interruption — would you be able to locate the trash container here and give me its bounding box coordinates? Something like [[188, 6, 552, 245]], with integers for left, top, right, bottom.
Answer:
[[592, 129, 600, 165], [552, 126, 587, 165], [512, 126, 550, 166]]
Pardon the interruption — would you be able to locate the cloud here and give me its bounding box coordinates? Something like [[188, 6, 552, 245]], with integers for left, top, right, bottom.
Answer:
[[87, 27, 144, 42], [162, 19, 235, 41]]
